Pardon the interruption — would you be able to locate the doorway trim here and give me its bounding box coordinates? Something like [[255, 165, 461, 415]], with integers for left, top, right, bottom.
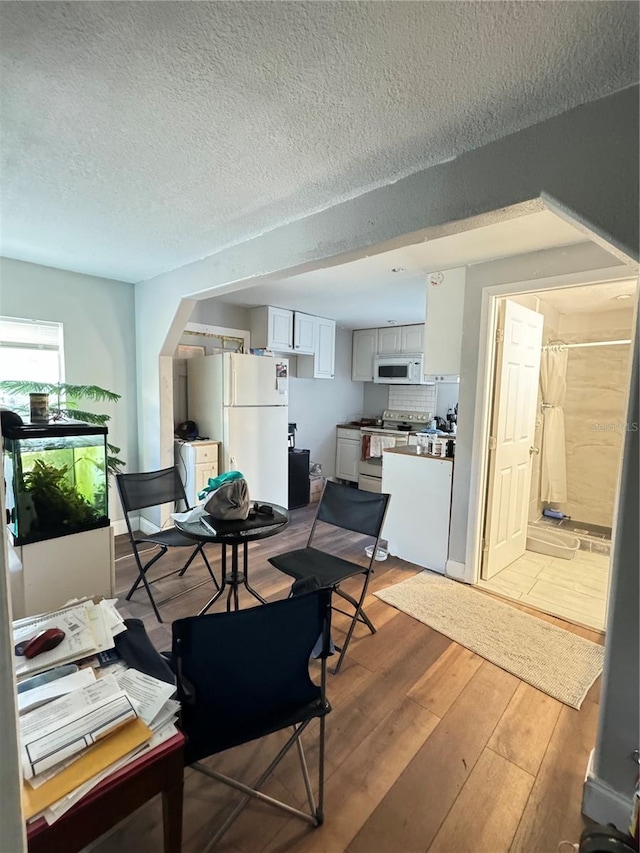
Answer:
[[465, 265, 638, 586]]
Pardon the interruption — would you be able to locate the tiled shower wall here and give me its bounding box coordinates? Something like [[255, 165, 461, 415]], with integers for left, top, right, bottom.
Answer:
[[388, 384, 437, 413], [559, 308, 634, 528]]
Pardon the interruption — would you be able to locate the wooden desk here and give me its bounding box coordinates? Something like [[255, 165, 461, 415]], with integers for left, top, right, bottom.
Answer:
[[27, 731, 185, 853]]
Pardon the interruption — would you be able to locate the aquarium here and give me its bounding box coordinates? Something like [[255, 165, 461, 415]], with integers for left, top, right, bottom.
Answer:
[[3, 420, 109, 545]]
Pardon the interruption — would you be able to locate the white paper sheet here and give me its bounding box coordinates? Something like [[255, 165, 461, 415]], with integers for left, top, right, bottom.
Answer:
[[18, 668, 96, 714], [20, 676, 136, 782], [115, 669, 176, 726]]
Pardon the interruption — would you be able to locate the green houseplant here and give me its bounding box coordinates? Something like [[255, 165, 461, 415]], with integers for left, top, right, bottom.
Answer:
[[0, 380, 125, 478]]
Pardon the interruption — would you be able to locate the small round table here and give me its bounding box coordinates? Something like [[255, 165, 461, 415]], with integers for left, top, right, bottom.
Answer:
[[174, 502, 290, 615]]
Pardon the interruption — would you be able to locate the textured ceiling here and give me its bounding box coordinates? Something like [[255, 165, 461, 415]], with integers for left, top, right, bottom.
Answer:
[[217, 210, 591, 328], [1, 1, 638, 283]]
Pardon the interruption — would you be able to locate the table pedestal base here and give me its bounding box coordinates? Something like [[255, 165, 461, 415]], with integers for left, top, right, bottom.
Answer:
[[198, 542, 267, 615]]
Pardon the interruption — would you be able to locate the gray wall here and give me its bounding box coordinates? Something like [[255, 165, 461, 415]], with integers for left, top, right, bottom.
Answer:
[[288, 326, 364, 478], [0, 257, 137, 522], [188, 299, 251, 331], [591, 310, 639, 807], [363, 382, 389, 417]]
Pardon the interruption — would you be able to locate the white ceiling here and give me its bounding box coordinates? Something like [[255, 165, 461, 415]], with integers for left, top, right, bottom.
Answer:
[[217, 210, 590, 328], [539, 280, 638, 315], [1, 2, 638, 283]]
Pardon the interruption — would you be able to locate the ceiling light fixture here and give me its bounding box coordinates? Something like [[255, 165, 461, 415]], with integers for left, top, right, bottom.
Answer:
[[615, 293, 632, 301], [386, 320, 399, 325], [390, 267, 405, 273]]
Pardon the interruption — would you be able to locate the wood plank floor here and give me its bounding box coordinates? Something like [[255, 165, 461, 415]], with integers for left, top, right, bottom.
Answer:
[[90, 505, 602, 853]]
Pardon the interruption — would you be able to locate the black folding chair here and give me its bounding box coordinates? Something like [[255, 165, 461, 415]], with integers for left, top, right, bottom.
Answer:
[[268, 480, 390, 674], [116, 466, 219, 622], [172, 589, 332, 850]]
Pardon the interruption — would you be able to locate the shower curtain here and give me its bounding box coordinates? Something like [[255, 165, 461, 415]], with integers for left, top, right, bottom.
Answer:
[[540, 346, 568, 503]]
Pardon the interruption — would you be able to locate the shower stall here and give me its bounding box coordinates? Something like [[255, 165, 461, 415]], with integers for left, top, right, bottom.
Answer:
[[529, 333, 634, 557]]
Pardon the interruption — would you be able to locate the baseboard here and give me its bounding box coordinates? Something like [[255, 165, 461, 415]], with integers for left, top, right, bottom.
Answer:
[[583, 753, 633, 831], [110, 518, 131, 537], [445, 559, 468, 581], [139, 516, 161, 536]]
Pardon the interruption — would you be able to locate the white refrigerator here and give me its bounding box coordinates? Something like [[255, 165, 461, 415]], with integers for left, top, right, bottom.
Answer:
[[187, 353, 289, 507]]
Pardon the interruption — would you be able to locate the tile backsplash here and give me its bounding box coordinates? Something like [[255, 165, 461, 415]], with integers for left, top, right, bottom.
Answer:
[[388, 385, 437, 413]]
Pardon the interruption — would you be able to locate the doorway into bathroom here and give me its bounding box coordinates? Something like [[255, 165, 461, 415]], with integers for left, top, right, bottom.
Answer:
[[478, 279, 637, 631]]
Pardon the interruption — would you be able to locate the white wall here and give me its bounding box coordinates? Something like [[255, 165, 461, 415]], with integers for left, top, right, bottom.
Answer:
[[0, 257, 137, 522], [288, 326, 364, 478]]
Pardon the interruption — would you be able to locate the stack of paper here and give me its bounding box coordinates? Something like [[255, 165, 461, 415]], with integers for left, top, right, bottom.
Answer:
[[13, 599, 127, 679], [15, 598, 181, 826], [20, 667, 180, 824]]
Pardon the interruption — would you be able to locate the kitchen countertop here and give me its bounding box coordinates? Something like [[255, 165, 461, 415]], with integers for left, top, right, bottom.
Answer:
[[336, 422, 368, 430], [384, 445, 454, 462]]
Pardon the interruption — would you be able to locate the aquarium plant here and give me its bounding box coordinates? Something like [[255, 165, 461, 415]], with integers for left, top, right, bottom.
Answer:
[[0, 380, 125, 478]]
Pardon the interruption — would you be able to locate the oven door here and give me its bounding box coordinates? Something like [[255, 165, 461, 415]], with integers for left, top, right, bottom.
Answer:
[[358, 473, 383, 493]]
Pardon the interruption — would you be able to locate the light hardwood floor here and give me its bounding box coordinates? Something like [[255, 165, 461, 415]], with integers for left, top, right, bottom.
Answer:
[[478, 549, 609, 631], [91, 505, 602, 853]]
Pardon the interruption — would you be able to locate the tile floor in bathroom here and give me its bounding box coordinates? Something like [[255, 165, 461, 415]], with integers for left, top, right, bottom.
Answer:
[[477, 548, 608, 631]]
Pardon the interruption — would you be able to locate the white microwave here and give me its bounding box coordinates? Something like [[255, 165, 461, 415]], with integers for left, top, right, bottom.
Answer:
[[373, 355, 426, 384]]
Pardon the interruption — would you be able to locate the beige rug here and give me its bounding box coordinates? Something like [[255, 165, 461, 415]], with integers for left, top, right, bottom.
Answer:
[[375, 572, 604, 709]]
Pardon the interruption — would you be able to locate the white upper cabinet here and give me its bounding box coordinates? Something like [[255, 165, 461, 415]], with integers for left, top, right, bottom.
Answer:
[[250, 306, 294, 352], [401, 324, 424, 354], [352, 328, 378, 382], [423, 267, 466, 377], [293, 312, 315, 354], [296, 316, 336, 380], [377, 326, 402, 355]]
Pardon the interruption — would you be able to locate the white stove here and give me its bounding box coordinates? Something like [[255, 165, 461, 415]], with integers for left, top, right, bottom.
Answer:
[[381, 409, 432, 432], [358, 410, 433, 492]]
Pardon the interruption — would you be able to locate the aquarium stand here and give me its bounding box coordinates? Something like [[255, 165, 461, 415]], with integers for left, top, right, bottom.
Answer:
[[8, 526, 115, 619]]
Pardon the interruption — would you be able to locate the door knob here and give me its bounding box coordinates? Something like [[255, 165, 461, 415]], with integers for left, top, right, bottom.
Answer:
[[529, 446, 539, 455]]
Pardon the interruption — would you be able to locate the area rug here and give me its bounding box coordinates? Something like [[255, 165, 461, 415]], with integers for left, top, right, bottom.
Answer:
[[375, 572, 604, 708]]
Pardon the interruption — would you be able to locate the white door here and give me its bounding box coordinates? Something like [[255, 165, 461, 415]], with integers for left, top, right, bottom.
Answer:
[[401, 325, 424, 354], [336, 437, 360, 482], [352, 329, 378, 381], [268, 307, 294, 351], [482, 300, 544, 579], [315, 318, 335, 378], [224, 353, 288, 407], [294, 312, 315, 354], [377, 326, 402, 355], [224, 405, 289, 507]]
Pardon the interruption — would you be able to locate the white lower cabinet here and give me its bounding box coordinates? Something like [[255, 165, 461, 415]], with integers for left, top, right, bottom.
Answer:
[[382, 451, 453, 572], [335, 428, 360, 482], [175, 440, 220, 505]]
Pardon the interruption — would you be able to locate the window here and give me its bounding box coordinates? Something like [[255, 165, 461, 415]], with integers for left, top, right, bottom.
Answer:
[[0, 316, 65, 409]]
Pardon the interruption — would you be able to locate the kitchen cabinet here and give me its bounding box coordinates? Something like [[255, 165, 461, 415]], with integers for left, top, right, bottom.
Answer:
[[175, 439, 220, 506], [377, 326, 403, 355], [382, 448, 453, 573], [401, 324, 424, 354], [377, 324, 423, 355], [352, 328, 378, 381], [250, 306, 294, 352], [298, 316, 336, 379], [423, 267, 466, 378], [335, 427, 360, 482], [293, 312, 315, 354]]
